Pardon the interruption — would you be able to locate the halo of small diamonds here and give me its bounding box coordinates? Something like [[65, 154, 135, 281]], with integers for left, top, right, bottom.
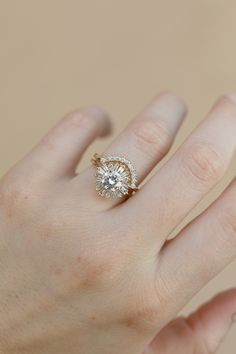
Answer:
[[94, 155, 138, 198]]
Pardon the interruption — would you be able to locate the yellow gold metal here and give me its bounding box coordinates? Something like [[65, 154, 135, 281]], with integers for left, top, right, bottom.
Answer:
[[91, 153, 102, 167]]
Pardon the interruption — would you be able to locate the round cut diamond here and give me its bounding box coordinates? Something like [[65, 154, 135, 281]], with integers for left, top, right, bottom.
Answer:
[[95, 156, 137, 198], [102, 171, 122, 190]]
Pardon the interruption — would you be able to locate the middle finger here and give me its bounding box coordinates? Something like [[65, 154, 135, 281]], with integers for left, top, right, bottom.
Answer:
[[124, 94, 236, 249]]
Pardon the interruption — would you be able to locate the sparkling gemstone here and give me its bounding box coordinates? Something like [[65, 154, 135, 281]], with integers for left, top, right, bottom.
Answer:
[[102, 171, 122, 190], [95, 156, 137, 198]]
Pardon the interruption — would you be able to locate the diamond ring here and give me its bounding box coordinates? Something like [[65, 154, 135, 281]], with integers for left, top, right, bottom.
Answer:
[[91, 153, 138, 198]]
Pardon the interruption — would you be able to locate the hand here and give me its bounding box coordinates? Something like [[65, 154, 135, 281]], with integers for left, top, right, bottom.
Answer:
[[0, 93, 235, 354]]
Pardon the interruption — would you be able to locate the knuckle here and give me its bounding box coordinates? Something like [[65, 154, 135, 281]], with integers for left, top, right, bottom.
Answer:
[[123, 275, 168, 333], [132, 119, 172, 159], [0, 175, 39, 218], [184, 143, 225, 186], [43, 111, 97, 152], [71, 252, 121, 290], [124, 299, 160, 333], [84, 257, 116, 287], [163, 318, 198, 354], [186, 314, 217, 354]]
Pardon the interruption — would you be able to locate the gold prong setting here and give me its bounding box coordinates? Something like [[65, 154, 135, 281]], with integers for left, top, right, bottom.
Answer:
[[92, 154, 138, 198]]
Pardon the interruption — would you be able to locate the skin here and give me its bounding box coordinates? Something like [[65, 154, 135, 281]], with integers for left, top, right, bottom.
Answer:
[[0, 93, 236, 354]]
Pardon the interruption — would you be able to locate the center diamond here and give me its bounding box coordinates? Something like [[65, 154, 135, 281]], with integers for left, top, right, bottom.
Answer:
[[95, 157, 137, 198], [102, 171, 122, 190]]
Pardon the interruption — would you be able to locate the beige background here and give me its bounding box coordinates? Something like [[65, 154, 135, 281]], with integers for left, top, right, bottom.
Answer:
[[0, 1, 236, 352]]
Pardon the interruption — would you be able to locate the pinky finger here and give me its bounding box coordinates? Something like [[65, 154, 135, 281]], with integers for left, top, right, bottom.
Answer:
[[158, 177, 236, 315], [18, 106, 112, 178]]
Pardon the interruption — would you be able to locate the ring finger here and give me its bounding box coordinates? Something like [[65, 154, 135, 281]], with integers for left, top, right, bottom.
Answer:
[[77, 92, 187, 209]]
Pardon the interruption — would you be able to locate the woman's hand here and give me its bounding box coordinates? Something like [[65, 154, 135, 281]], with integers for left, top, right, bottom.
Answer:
[[0, 93, 235, 354]]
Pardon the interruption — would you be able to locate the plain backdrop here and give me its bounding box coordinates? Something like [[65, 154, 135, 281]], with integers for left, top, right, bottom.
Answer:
[[0, 1, 235, 352]]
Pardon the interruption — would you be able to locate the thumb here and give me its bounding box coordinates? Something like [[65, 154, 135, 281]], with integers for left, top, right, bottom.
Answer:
[[147, 289, 236, 354]]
